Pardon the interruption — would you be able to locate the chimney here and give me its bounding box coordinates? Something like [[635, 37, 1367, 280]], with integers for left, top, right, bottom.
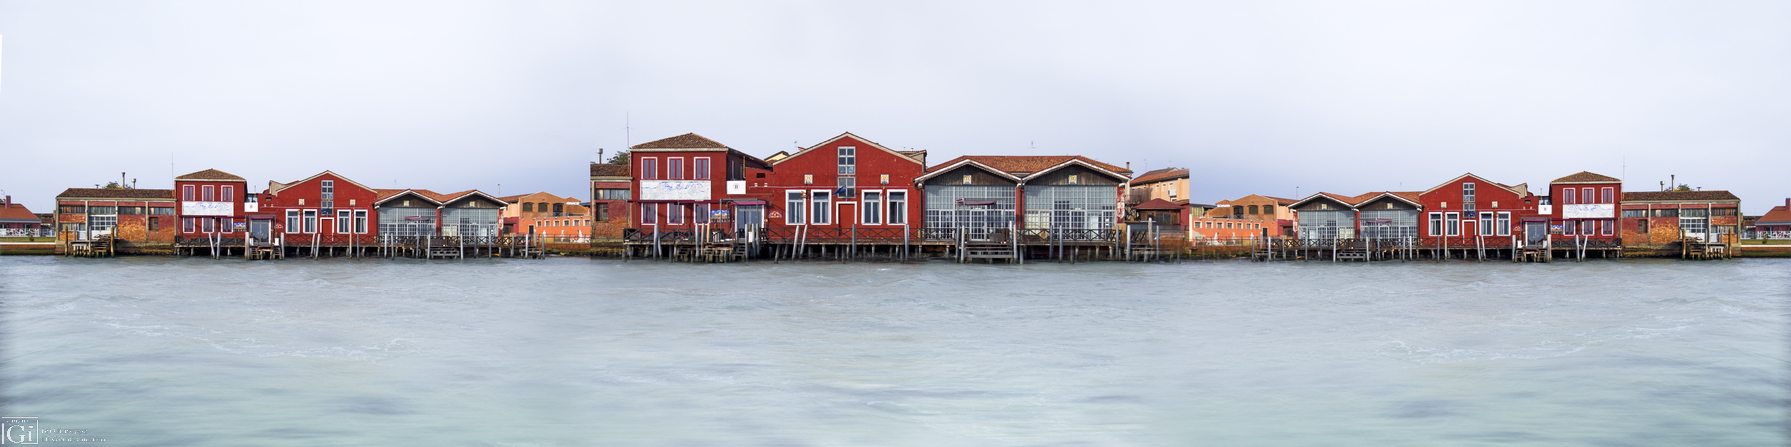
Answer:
[[2, 195, 9, 206]]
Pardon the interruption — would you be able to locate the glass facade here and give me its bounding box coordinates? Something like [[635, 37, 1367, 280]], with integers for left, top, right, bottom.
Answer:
[[1023, 185, 1115, 230], [379, 207, 436, 237], [1359, 209, 1417, 239], [1297, 210, 1353, 240], [925, 185, 1015, 230], [442, 208, 499, 237]]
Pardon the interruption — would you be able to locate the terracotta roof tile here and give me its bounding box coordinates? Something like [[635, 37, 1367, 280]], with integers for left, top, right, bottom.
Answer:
[[1757, 205, 1791, 225], [1621, 190, 1741, 202], [56, 188, 175, 199], [0, 203, 40, 221], [1552, 171, 1620, 183], [631, 133, 730, 150], [175, 168, 246, 181], [1131, 167, 1188, 185], [590, 163, 630, 177]]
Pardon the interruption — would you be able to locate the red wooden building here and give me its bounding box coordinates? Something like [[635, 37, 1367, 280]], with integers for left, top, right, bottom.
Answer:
[[627, 133, 774, 234], [1415, 173, 1543, 248], [763, 132, 927, 236]]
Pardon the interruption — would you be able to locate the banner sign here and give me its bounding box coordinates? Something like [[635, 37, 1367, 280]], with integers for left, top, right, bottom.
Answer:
[[1562, 204, 1614, 219], [182, 201, 233, 216], [640, 180, 712, 201], [710, 209, 732, 223]]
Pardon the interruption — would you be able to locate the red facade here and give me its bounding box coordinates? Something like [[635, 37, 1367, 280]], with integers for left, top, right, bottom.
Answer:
[[262, 171, 381, 241], [173, 169, 250, 238], [1415, 174, 1543, 244], [628, 133, 773, 230], [762, 132, 926, 230], [1546, 172, 1623, 244]]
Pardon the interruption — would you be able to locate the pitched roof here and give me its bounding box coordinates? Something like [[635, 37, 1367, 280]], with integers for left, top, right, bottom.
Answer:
[[270, 171, 376, 195], [897, 150, 928, 164], [1757, 205, 1791, 225], [175, 168, 246, 181], [1133, 198, 1185, 210], [56, 188, 175, 199], [1353, 191, 1423, 206], [374, 189, 442, 204], [1420, 173, 1525, 196], [1621, 190, 1741, 202], [1552, 171, 1621, 183], [773, 132, 925, 167], [925, 155, 1131, 176], [589, 163, 630, 177], [0, 203, 40, 222], [1131, 167, 1188, 185], [631, 133, 730, 150]]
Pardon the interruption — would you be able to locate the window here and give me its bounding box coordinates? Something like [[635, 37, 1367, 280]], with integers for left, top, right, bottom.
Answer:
[[1711, 208, 1738, 217], [183, 217, 196, 233], [1248, 205, 1259, 215], [1565, 220, 1577, 235], [337, 210, 352, 233], [811, 190, 832, 225], [59, 204, 86, 214], [838, 146, 856, 175], [523, 203, 533, 212], [1637, 219, 1649, 233], [695, 203, 710, 224], [182, 185, 194, 201], [1563, 188, 1576, 205], [150, 206, 175, 215], [1582, 188, 1594, 204], [836, 176, 855, 198], [1602, 187, 1613, 204], [1622, 209, 1647, 218], [1463, 183, 1476, 203], [1652, 209, 1679, 218], [202, 185, 215, 201], [641, 158, 658, 180], [221, 185, 234, 202], [303, 210, 318, 233], [148, 217, 161, 231], [286, 210, 300, 233], [669, 158, 685, 180], [596, 205, 609, 222], [1445, 212, 1460, 236], [888, 191, 906, 225], [202, 217, 215, 233], [667, 204, 684, 225], [1582, 220, 1596, 235], [1497, 212, 1511, 236], [320, 180, 335, 210], [1479, 212, 1494, 236], [695, 157, 711, 180], [641, 203, 657, 224], [1601, 219, 1613, 236], [354, 210, 368, 234], [785, 191, 806, 225], [863, 191, 882, 225], [596, 189, 631, 200], [118, 206, 144, 215], [221, 218, 234, 233], [1464, 203, 1476, 212]]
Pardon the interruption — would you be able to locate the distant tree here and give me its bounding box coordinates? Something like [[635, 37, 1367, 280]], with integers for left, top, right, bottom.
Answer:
[[607, 150, 630, 165], [103, 181, 122, 189], [1673, 183, 1693, 192]]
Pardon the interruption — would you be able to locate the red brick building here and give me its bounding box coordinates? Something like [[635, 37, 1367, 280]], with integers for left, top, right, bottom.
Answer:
[[589, 163, 631, 239], [53, 188, 177, 253], [1620, 190, 1742, 244], [1546, 171, 1623, 245], [263, 171, 381, 244]]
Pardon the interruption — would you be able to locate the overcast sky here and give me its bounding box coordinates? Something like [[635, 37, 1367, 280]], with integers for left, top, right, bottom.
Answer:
[[2, 1, 1786, 213]]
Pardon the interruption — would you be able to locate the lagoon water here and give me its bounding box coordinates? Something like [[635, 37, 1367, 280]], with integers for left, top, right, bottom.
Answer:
[[1, 256, 1786, 446]]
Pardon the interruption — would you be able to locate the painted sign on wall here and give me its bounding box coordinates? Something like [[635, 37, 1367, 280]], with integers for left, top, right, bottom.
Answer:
[[1562, 204, 1614, 219], [182, 201, 233, 216], [727, 180, 746, 195], [640, 180, 711, 201]]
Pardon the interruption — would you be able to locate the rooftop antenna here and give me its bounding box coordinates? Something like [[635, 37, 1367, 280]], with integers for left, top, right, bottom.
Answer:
[[625, 112, 631, 149]]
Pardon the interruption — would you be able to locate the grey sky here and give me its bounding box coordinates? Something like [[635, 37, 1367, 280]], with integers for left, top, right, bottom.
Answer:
[[2, 1, 1786, 213]]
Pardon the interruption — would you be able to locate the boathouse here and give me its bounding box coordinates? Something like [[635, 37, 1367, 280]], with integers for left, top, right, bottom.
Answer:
[[763, 132, 927, 243], [1289, 192, 1360, 240], [624, 133, 774, 258], [53, 187, 177, 256]]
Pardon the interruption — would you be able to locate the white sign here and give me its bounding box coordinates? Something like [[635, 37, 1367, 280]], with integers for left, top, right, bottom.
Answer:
[[244, 202, 258, 212], [726, 180, 746, 195], [1538, 204, 1552, 215], [182, 201, 233, 216], [1562, 204, 1614, 219], [639, 180, 711, 201]]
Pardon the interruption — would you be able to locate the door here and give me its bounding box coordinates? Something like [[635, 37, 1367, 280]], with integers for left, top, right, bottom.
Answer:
[[1524, 221, 1546, 245], [1681, 216, 1709, 242], [250, 220, 271, 243], [734, 205, 764, 239]]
